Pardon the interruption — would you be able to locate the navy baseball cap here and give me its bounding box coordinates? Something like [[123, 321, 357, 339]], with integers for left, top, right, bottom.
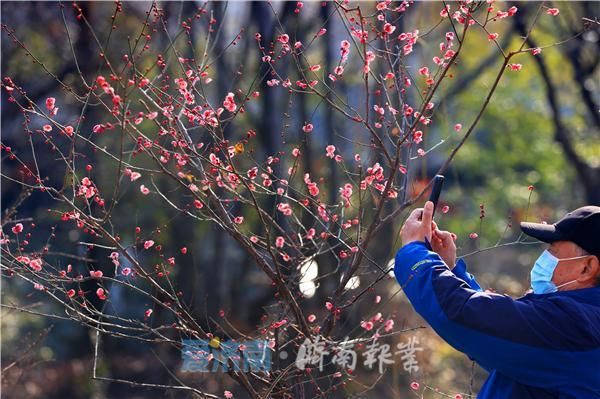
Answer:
[[520, 206, 600, 257]]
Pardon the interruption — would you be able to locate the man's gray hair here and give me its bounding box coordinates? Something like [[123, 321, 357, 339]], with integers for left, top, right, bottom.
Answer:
[[580, 246, 600, 287]]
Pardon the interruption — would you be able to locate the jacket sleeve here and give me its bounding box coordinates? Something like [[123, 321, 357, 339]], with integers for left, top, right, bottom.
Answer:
[[394, 241, 596, 389], [452, 258, 482, 292]]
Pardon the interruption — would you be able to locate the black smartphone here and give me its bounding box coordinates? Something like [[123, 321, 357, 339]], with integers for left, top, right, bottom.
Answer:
[[428, 174, 445, 217]]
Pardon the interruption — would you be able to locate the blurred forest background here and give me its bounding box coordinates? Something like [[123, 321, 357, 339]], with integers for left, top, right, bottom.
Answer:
[[1, 1, 599, 398]]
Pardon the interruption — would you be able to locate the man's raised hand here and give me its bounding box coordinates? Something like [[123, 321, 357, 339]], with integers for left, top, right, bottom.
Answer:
[[431, 228, 458, 268], [400, 201, 435, 246]]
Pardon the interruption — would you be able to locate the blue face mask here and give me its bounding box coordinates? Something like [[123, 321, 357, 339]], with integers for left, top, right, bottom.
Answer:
[[530, 250, 585, 294]]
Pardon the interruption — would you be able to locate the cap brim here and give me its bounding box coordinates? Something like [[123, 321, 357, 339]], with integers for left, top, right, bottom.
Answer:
[[520, 222, 565, 243]]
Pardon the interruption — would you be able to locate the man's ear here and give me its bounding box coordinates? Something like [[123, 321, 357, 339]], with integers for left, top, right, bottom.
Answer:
[[579, 255, 600, 283]]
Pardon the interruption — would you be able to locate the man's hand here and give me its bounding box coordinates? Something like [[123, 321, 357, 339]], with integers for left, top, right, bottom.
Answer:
[[431, 228, 457, 269], [400, 201, 458, 268], [400, 201, 435, 246]]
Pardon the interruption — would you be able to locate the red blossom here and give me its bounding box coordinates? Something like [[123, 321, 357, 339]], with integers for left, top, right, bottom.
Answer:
[[29, 258, 42, 272], [96, 288, 107, 300], [90, 270, 103, 279], [275, 236, 285, 248], [508, 63, 522, 71], [45, 97, 56, 111], [325, 144, 336, 159], [223, 92, 237, 113], [63, 126, 74, 136]]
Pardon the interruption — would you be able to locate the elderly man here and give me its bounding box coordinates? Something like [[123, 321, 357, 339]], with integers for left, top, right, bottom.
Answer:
[[395, 202, 600, 398]]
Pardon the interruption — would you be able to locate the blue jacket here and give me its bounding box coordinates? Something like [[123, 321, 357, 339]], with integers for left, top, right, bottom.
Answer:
[[394, 241, 600, 398]]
